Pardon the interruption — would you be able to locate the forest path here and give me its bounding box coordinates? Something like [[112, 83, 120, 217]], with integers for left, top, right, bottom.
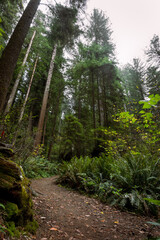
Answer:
[[31, 176, 159, 240]]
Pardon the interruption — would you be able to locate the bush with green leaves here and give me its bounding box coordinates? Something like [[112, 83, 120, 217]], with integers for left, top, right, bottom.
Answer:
[[58, 154, 113, 187], [22, 155, 60, 179], [58, 152, 160, 215]]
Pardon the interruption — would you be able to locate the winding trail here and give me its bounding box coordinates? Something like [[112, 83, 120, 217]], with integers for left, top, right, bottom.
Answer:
[[31, 176, 160, 240]]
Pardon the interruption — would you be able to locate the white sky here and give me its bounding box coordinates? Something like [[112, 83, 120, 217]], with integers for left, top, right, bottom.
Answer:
[[85, 0, 160, 66]]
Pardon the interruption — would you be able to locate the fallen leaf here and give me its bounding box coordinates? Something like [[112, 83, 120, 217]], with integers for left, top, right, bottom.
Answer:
[[114, 221, 119, 224], [50, 227, 58, 231], [101, 220, 105, 222]]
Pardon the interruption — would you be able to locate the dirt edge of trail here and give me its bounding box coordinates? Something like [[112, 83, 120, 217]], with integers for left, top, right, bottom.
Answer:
[[28, 176, 160, 240]]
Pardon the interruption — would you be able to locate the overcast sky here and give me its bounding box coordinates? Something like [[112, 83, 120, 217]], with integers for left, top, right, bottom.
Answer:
[[85, 0, 160, 65]]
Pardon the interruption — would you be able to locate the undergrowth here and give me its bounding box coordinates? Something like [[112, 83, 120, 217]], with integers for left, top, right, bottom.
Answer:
[[58, 153, 160, 215], [21, 156, 60, 179]]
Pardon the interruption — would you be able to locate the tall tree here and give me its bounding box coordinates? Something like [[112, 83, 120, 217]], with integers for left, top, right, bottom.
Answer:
[[18, 55, 39, 124], [0, 0, 41, 113], [34, 4, 81, 147], [145, 35, 160, 96], [120, 58, 145, 111], [146, 66, 160, 95], [146, 35, 160, 67], [4, 30, 36, 114], [87, 8, 115, 58], [34, 45, 57, 147], [0, 0, 87, 113], [68, 9, 123, 129]]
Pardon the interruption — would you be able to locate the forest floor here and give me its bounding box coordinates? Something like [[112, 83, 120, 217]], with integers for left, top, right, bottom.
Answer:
[[28, 176, 160, 240]]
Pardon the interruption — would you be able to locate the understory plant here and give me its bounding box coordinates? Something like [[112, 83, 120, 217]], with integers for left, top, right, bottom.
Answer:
[[22, 155, 60, 179], [58, 153, 160, 215]]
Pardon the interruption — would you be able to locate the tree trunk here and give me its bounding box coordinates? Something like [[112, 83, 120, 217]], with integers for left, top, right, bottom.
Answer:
[[18, 56, 38, 124], [102, 75, 108, 127], [4, 30, 36, 114], [34, 45, 57, 148], [27, 110, 33, 136], [42, 109, 48, 145], [96, 73, 101, 126], [91, 70, 96, 129], [47, 96, 61, 160], [77, 78, 82, 120], [0, 0, 40, 113]]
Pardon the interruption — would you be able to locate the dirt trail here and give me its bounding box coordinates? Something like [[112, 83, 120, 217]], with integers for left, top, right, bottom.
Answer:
[[31, 176, 160, 240]]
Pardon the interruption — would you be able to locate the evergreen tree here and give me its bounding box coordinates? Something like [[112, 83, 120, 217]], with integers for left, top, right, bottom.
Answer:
[[68, 9, 123, 129], [0, 0, 87, 113], [34, 4, 83, 147], [145, 35, 160, 96], [146, 66, 160, 95], [121, 58, 145, 111], [146, 35, 160, 67]]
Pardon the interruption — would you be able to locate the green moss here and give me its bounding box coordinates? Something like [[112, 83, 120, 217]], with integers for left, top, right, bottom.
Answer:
[[0, 172, 16, 190], [25, 219, 39, 234], [5, 202, 19, 219], [0, 178, 13, 189], [0, 172, 15, 182], [0, 158, 21, 180]]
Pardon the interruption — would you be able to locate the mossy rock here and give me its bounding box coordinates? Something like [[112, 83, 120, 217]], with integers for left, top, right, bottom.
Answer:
[[0, 158, 34, 227]]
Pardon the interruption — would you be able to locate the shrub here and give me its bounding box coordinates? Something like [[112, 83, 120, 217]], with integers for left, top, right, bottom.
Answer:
[[58, 153, 160, 215], [22, 156, 60, 179]]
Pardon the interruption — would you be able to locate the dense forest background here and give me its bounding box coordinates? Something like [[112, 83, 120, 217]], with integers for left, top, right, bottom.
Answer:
[[0, 0, 160, 217]]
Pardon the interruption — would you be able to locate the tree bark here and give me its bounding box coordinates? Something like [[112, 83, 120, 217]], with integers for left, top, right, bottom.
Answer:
[[96, 73, 101, 126], [18, 56, 38, 124], [47, 94, 61, 160], [4, 30, 36, 114], [27, 110, 33, 136], [102, 75, 107, 126], [34, 45, 57, 148], [91, 70, 96, 129], [77, 78, 82, 120], [42, 109, 48, 146], [0, 0, 40, 113]]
